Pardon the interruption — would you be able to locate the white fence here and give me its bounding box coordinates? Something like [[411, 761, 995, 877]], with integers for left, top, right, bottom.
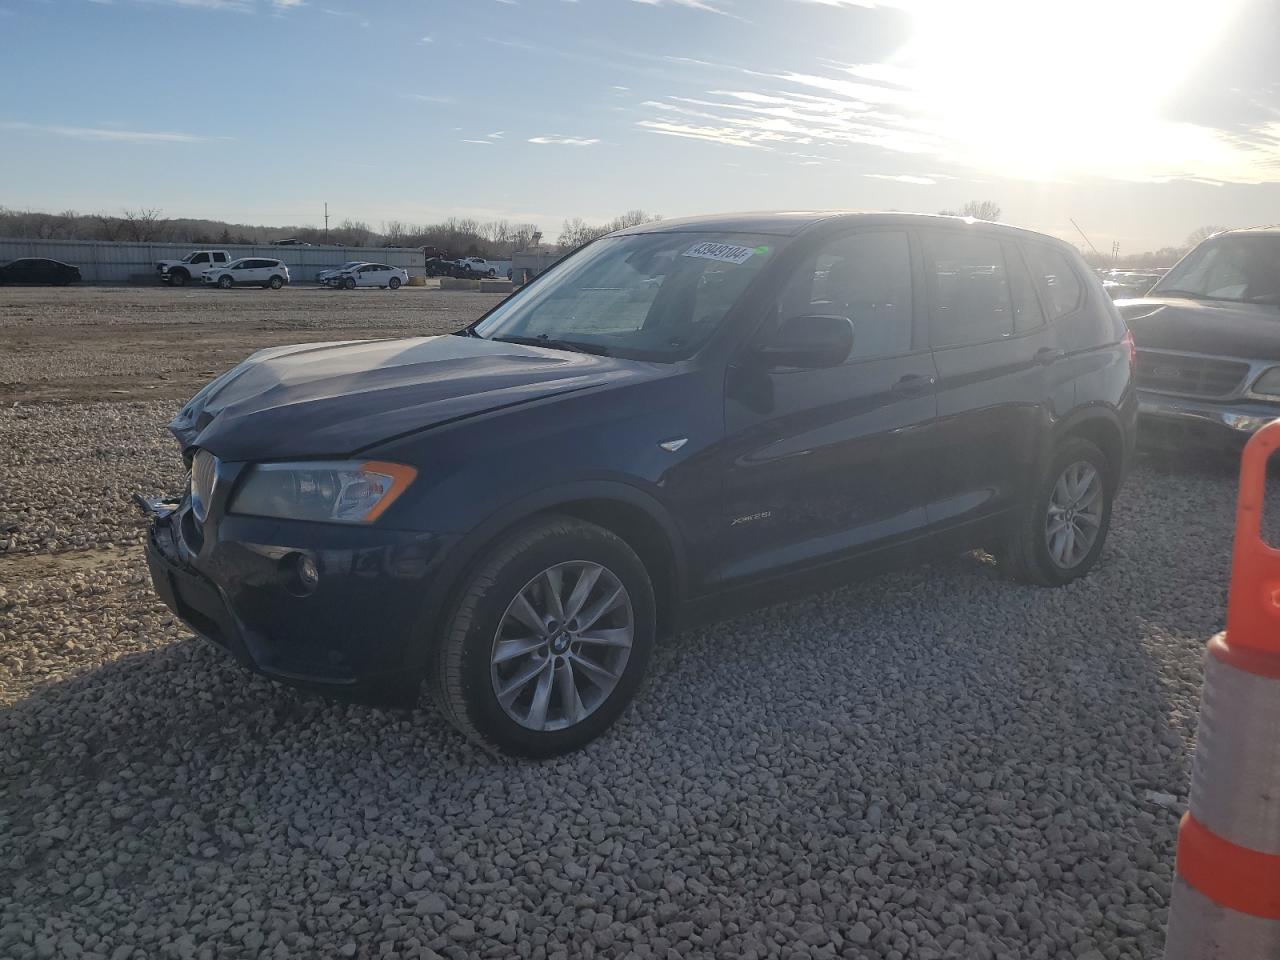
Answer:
[[0, 238, 428, 285]]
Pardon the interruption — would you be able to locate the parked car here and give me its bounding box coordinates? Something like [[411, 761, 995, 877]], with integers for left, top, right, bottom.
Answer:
[[326, 262, 408, 290], [156, 250, 232, 286], [141, 212, 1136, 756], [1121, 227, 1280, 451], [0, 258, 82, 286], [201, 258, 290, 290], [316, 261, 367, 284], [425, 257, 457, 278], [457, 256, 512, 279], [1102, 270, 1161, 301]]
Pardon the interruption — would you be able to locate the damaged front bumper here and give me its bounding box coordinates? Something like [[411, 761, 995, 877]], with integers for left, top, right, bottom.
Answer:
[[1138, 391, 1280, 453], [138, 486, 457, 703]]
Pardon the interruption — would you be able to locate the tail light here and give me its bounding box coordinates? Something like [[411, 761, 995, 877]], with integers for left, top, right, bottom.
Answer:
[[1122, 328, 1137, 374]]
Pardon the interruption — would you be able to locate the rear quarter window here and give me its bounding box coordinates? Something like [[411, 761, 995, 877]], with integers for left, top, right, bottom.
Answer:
[[1022, 244, 1083, 318], [1026, 243, 1118, 349]]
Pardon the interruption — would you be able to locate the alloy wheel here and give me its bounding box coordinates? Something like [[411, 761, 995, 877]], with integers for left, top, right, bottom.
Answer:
[[489, 561, 634, 732], [1045, 460, 1104, 569]]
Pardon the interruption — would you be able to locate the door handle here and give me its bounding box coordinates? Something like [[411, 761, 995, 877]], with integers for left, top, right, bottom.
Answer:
[[1035, 347, 1066, 365], [891, 373, 935, 396]]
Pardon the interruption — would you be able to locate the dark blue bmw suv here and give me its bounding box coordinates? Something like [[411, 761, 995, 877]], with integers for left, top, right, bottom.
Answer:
[[143, 212, 1137, 756]]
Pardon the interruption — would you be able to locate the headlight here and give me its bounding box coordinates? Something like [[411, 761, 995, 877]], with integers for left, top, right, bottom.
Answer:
[[1252, 368, 1280, 397], [228, 461, 417, 523]]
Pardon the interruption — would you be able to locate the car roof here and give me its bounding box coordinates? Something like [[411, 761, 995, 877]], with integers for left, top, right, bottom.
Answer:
[[613, 211, 1077, 248], [1217, 226, 1280, 239]]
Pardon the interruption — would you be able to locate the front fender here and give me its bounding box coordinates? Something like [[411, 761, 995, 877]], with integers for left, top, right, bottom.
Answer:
[[400, 479, 688, 678]]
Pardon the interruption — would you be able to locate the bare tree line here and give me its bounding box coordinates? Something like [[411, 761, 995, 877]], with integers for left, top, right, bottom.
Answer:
[[557, 210, 663, 250], [0, 206, 663, 257]]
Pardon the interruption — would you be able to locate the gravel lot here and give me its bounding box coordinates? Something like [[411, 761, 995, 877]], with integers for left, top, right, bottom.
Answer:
[[0, 287, 1253, 959]]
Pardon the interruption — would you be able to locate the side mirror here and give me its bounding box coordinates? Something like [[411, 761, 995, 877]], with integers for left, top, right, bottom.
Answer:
[[752, 314, 853, 369]]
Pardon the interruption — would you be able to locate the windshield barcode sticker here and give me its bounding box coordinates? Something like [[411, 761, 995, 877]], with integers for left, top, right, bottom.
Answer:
[[682, 242, 757, 265]]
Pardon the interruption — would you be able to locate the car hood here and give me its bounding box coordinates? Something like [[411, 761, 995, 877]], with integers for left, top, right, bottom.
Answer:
[[172, 335, 661, 460], [1119, 296, 1280, 361]]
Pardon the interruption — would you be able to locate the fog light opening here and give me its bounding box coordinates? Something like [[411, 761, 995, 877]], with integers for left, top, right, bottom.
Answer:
[[283, 552, 320, 596]]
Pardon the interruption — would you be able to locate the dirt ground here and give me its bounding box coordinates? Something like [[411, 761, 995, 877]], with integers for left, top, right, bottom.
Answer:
[[0, 284, 509, 403]]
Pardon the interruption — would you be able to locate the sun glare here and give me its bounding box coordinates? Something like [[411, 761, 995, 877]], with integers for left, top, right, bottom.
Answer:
[[896, 0, 1252, 181]]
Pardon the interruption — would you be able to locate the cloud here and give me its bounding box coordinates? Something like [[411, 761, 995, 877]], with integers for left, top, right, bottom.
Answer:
[[528, 135, 600, 146], [635, 0, 1280, 186], [114, 0, 302, 10], [865, 173, 942, 185], [0, 121, 220, 144], [401, 93, 454, 105], [627, 0, 746, 20]]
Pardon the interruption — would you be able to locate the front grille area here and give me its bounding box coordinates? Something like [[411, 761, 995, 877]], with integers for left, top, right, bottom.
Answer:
[[1135, 352, 1249, 398], [191, 449, 218, 523]]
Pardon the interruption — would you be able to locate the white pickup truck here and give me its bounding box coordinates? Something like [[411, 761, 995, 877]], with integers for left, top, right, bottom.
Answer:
[[156, 250, 232, 286], [455, 256, 512, 279]]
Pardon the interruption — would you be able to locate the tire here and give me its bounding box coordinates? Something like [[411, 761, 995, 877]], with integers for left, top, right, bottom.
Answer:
[[1000, 437, 1113, 586], [486, 268, 496, 278], [170, 271, 188, 287], [217, 275, 234, 290], [432, 516, 656, 757], [268, 276, 284, 290], [343, 276, 356, 290], [388, 277, 401, 290]]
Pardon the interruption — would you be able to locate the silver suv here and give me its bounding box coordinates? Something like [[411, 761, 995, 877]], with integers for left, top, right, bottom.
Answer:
[[202, 258, 290, 290]]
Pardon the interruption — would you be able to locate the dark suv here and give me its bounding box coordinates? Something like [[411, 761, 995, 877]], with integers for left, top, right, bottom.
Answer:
[[142, 213, 1136, 756], [1121, 228, 1280, 451]]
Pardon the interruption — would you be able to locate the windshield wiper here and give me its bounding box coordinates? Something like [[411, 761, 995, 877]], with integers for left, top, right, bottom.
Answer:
[[490, 334, 611, 356]]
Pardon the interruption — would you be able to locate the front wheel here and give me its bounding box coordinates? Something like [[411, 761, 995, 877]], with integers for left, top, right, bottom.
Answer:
[[432, 516, 655, 757], [343, 276, 356, 290], [1000, 437, 1113, 586], [217, 275, 234, 290], [170, 271, 188, 287], [388, 277, 401, 290]]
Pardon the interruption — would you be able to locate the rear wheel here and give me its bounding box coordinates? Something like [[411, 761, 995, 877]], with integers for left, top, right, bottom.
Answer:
[[432, 516, 655, 757], [388, 277, 401, 290], [1000, 437, 1113, 586], [268, 276, 284, 290], [217, 275, 234, 290]]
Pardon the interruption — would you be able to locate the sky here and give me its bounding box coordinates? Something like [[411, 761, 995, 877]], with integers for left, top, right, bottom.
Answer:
[[1, 0, 1279, 253]]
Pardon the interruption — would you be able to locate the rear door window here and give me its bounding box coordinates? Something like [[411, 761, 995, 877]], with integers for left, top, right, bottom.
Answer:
[[1023, 244, 1083, 318], [213, 252, 228, 263], [926, 232, 1013, 347]]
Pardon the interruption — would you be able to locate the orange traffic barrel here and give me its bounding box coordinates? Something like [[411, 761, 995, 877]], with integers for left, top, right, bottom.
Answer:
[[1165, 420, 1280, 958]]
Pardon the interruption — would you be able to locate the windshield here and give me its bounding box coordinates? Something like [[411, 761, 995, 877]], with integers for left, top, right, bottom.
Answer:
[[473, 232, 781, 361], [1152, 236, 1280, 305]]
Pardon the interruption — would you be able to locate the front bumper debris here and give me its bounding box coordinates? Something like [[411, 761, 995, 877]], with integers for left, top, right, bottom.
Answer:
[[1138, 391, 1280, 452], [139, 488, 456, 703]]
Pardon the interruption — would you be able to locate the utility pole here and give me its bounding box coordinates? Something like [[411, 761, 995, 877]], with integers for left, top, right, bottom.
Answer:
[[1070, 218, 1102, 259], [324, 202, 329, 244], [1111, 240, 1121, 265]]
